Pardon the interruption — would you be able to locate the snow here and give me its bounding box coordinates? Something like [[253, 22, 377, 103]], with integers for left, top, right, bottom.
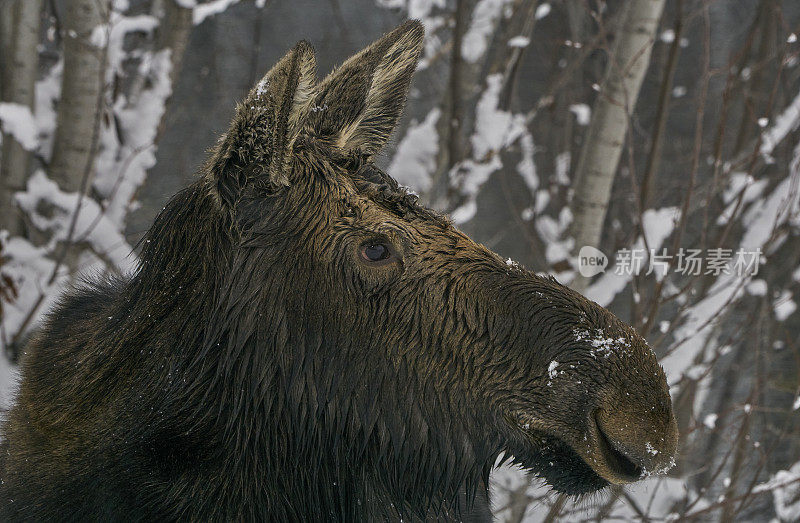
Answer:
[[89, 24, 109, 48], [535, 209, 573, 266], [642, 207, 681, 248], [451, 74, 528, 223], [104, 14, 159, 78], [761, 89, 800, 158], [0, 235, 67, 342], [450, 158, 500, 223], [387, 108, 440, 193], [490, 470, 702, 522], [255, 77, 269, 97], [376, 0, 445, 19], [409, 0, 446, 19], [0, 352, 18, 411], [547, 360, 559, 379], [516, 133, 538, 193], [569, 103, 591, 125], [662, 141, 800, 389], [773, 290, 797, 321], [746, 279, 767, 295], [450, 198, 478, 224], [15, 170, 137, 275], [661, 29, 676, 43], [34, 61, 62, 160], [535, 3, 551, 20], [741, 149, 800, 250], [751, 462, 800, 521], [574, 328, 632, 359], [554, 152, 570, 184], [507, 36, 530, 48], [703, 413, 718, 429], [94, 48, 174, 227], [462, 0, 514, 63], [471, 75, 526, 157], [534, 190, 549, 214], [193, 0, 242, 25], [584, 207, 680, 307], [0, 103, 39, 151], [375, 0, 404, 9], [716, 172, 767, 225]]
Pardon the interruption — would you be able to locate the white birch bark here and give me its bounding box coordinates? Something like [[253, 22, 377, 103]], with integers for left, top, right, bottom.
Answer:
[[49, 0, 108, 193], [569, 0, 666, 291], [0, 0, 42, 235]]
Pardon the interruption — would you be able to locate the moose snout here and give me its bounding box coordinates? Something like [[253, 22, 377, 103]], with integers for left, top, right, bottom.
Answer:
[[590, 401, 678, 484]]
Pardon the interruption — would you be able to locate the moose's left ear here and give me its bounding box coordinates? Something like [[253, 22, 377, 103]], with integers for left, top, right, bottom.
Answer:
[[308, 20, 424, 156]]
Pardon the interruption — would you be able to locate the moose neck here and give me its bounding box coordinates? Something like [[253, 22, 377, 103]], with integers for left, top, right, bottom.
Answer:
[[128, 183, 491, 519]]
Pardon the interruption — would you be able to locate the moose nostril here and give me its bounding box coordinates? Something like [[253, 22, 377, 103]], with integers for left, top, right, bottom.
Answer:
[[594, 413, 642, 479]]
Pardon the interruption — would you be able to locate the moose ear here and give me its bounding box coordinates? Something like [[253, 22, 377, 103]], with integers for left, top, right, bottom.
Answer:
[[211, 40, 316, 198], [308, 20, 424, 156]]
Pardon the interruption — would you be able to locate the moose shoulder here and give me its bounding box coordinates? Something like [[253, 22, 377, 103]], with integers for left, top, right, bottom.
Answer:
[[0, 21, 678, 521]]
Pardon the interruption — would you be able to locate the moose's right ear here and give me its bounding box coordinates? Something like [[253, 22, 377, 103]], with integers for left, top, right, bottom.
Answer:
[[210, 40, 316, 203]]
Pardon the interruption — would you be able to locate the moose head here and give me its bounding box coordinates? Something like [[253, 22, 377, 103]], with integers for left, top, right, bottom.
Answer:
[[188, 18, 678, 514], [0, 20, 678, 522]]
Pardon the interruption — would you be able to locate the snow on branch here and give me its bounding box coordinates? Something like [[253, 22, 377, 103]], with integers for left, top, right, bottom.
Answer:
[[584, 207, 682, 306], [753, 461, 800, 521], [15, 170, 137, 274], [450, 74, 529, 223], [0, 233, 66, 345], [387, 108, 441, 193], [190, 0, 243, 26], [461, 0, 514, 63], [662, 140, 800, 388], [0, 103, 39, 151], [760, 89, 800, 159], [94, 49, 174, 227]]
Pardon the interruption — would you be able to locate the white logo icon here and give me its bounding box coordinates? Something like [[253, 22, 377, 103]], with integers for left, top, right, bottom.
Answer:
[[577, 246, 608, 278]]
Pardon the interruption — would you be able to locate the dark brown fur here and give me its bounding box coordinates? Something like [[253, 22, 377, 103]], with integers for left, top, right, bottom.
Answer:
[[0, 21, 677, 521]]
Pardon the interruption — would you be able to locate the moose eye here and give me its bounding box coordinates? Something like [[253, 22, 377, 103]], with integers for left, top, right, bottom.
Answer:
[[361, 242, 391, 263]]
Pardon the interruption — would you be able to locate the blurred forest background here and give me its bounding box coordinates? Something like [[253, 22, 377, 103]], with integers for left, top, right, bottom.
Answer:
[[1, 0, 800, 520]]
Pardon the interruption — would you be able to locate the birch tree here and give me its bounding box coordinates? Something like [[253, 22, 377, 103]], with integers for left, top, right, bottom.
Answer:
[[569, 0, 666, 291], [49, 0, 109, 193], [0, 0, 42, 235]]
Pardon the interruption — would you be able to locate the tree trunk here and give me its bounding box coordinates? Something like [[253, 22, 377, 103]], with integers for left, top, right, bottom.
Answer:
[[0, 0, 42, 235], [428, 0, 470, 208], [0, 1, 14, 100], [49, 0, 108, 193], [157, 0, 194, 89], [128, 0, 193, 107], [569, 0, 666, 291]]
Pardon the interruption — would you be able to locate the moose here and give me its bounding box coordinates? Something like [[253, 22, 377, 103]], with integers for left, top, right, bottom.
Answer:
[[0, 21, 677, 521]]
